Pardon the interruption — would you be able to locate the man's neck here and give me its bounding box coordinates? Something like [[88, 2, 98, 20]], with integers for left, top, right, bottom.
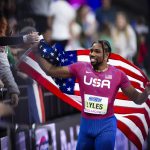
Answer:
[[94, 64, 108, 72]]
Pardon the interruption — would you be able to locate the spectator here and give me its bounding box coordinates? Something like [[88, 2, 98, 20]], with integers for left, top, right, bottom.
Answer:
[[95, 0, 117, 31], [0, 15, 19, 106], [0, 15, 40, 106], [25, 0, 52, 34], [68, 0, 86, 9], [0, 0, 16, 18], [76, 4, 97, 48], [99, 22, 115, 52], [15, 22, 45, 124], [111, 11, 137, 61], [134, 16, 149, 35], [136, 34, 148, 69], [47, 0, 76, 49], [65, 21, 82, 50]]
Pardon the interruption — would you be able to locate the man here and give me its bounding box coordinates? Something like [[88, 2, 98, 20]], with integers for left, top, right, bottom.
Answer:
[[34, 40, 150, 150]]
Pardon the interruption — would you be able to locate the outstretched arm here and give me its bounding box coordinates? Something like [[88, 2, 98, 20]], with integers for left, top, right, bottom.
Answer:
[[122, 82, 150, 104], [0, 32, 40, 46], [33, 45, 72, 78]]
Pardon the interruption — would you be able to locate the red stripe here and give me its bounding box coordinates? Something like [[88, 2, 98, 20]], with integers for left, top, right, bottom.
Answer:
[[130, 81, 144, 91], [146, 100, 150, 108], [114, 106, 150, 127], [74, 91, 81, 96], [77, 50, 90, 55], [38, 84, 46, 123], [117, 120, 142, 150], [115, 92, 128, 100], [124, 115, 147, 140]]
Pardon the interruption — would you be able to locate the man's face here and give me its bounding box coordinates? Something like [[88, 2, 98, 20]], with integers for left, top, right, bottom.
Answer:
[[89, 43, 105, 67]]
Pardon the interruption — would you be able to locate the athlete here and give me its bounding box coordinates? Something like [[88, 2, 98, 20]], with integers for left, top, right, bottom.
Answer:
[[34, 40, 150, 150]]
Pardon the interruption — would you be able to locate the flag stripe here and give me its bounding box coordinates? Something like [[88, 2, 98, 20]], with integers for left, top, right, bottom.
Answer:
[[124, 115, 147, 139], [38, 84, 46, 122], [117, 116, 144, 144], [117, 120, 142, 150], [32, 82, 43, 122], [114, 107, 150, 127]]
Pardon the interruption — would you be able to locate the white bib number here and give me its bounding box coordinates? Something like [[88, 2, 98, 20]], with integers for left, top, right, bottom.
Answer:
[[84, 94, 108, 115]]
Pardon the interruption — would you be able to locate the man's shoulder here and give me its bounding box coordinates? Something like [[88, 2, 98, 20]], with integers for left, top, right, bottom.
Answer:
[[109, 65, 125, 74]]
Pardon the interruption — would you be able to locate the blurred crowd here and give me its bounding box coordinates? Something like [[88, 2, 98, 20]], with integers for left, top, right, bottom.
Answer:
[[0, 0, 149, 118]]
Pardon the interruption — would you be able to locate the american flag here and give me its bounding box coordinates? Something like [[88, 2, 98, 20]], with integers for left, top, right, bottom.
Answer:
[[18, 40, 150, 150]]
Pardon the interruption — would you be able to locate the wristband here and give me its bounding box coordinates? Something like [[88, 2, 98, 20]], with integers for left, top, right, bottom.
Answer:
[[23, 35, 28, 43]]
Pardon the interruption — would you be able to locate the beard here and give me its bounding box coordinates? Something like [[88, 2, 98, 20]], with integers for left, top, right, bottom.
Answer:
[[90, 57, 103, 70]]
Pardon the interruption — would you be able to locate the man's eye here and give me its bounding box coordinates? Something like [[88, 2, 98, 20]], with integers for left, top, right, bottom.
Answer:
[[90, 49, 102, 53], [95, 49, 102, 53], [95, 50, 100, 53], [90, 49, 93, 52]]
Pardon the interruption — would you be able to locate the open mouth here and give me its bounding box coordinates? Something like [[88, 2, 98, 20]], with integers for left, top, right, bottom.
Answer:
[[90, 57, 97, 63]]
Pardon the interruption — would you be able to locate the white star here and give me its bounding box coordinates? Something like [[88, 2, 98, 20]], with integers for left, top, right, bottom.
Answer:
[[67, 87, 71, 91], [54, 48, 57, 52], [61, 59, 65, 63], [56, 57, 59, 61], [69, 54, 73, 57], [40, 45, 42, 48], [58, 53, 61, 56], [63, 83, 66, 86], [43, 49, 47, 53], [50, 52, 54, 56], [68, 78, 72, 82]]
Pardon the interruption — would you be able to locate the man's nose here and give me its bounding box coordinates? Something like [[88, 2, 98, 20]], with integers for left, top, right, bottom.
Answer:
[[90, 51, 95, 56]]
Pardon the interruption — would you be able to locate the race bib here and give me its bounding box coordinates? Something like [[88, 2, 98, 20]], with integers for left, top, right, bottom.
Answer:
[[84, 94, 108, 115]]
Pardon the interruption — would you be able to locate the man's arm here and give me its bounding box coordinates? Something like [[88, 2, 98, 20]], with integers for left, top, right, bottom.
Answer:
[[34, 46, 72, 78], [122, 82, 150, 104]]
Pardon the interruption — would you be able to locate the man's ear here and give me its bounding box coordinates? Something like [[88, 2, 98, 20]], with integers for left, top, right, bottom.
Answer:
[[104, 52, 110, 61]]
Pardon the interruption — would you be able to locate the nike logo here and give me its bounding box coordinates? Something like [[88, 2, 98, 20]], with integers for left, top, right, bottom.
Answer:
[[86, 71, 92, 73]]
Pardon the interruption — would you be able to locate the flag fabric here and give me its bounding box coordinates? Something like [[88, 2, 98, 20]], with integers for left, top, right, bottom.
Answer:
[[17, 40, 150, 150], [27, 79, 45, 123]]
